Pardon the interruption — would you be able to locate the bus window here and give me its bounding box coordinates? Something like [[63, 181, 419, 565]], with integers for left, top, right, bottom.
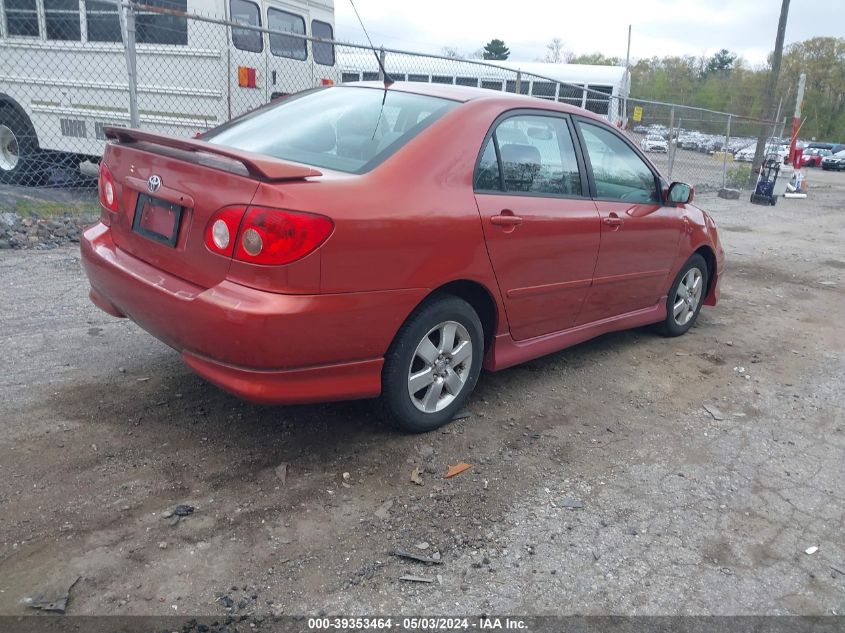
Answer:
[[456, 77, 478, 87], [230, 0, 262, 52], [311, 19, 334, 66], [362, 71, 378, 81], [86, 0, 121, 42], [431, 76, 453, 84], [6, 0, 40, 37], [136, 0, 187, 45], [505, 80, 529, 95], [585, 85, 612, 115], [342, 72, 360, 83], [45, 0, 81, 40], [531, 82, 556, 100], [407, 74, 428, 83], [481, 80, 502, 91], [268, 8, 305, 60]]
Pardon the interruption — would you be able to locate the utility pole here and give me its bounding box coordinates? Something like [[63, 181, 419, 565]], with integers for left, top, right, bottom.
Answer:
[[749, 0, 790, 188], [624, 25, 631, 127], [788, 73, 806, 164]]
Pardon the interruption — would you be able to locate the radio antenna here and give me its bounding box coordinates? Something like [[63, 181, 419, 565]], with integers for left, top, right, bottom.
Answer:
[[348, 0, 394, 88]]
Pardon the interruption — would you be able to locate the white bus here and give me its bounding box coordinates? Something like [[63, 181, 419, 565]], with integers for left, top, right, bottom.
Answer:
[[338, 54, 629, 125], [0, 0, 335, 182]]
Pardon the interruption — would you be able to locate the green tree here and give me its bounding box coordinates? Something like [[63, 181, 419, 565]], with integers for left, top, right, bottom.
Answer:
[[702, 49, 738, 77], [483, 39, 510, 60], [569, 52, 622, 66]]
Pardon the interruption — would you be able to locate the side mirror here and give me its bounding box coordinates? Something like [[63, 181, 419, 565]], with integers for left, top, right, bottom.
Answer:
[[667, 181, 694, 205]]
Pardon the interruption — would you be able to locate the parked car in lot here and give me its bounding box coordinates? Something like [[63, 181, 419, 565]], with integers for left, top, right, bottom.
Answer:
[[801, 148, 831, 167], [821, 150, 845, 171], [640, 135, 668, 153], [81, 83, 723, 432]]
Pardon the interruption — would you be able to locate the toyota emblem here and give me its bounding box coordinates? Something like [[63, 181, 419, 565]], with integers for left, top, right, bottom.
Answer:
[[147, 175, 162, 193]]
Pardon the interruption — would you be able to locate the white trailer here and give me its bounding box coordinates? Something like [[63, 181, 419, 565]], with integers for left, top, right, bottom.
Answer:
[[0, 0, 335, 182], [338, 54, 629, 125]]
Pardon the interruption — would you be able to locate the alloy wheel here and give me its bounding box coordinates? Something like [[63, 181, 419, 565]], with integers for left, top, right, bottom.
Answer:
[[407, 320, 473, 413]]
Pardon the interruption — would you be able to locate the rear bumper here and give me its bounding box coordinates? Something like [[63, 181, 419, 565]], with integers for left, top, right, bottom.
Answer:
[[81, 223, 426, 404]]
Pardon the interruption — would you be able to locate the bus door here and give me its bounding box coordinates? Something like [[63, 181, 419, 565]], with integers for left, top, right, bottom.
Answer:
[[227, 0, 268, 118], [264, 1, 311, 100]]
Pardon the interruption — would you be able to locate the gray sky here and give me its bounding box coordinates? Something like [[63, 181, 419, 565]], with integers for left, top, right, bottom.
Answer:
[[335, 0, 843, 65]]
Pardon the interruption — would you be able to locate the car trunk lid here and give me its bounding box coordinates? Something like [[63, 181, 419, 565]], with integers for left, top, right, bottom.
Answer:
[[101, 128, 322, 289]]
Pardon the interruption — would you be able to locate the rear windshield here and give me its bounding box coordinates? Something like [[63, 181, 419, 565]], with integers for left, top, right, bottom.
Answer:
[[204, 87, 458, 173]]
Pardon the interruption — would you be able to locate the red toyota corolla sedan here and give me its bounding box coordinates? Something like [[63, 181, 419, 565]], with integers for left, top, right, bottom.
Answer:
[[81, 82, 724, 432]]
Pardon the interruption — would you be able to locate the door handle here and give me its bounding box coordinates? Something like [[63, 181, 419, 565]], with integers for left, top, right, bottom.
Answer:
[[490, 213, 523, 227], [602, 213, 624, 227]]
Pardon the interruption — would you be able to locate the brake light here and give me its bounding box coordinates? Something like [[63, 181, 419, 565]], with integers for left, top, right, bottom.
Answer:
[[204, 206, 246, 257], [98, 162, 118, 212], [233, 207, 333, 265]]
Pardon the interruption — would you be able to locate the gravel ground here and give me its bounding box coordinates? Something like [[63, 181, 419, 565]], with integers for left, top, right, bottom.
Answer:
[[0, 169, 843, 619]]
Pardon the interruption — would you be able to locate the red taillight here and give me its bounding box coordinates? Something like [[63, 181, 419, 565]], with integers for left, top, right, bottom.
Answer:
[[98, 162, 118, 212], [233, 207, 334, 265], [204, 206, 247, 257]]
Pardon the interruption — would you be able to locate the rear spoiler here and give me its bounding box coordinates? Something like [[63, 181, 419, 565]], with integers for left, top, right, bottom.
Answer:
[[104, 127, 322, 181]]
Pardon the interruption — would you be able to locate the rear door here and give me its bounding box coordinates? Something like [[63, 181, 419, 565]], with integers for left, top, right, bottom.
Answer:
[[265, 2, 309, 99], [474, 112, 601, 341], [228, 0, 268, 118], [573, 118, 684, 324]]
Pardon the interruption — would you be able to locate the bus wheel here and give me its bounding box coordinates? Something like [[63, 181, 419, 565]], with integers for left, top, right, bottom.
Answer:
[[0, 106, 41, 185]]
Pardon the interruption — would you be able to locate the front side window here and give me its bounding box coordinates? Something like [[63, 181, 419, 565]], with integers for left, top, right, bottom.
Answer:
[[268, 8, 305, 60], [204, 87, 458, 174], [86, 0, 121, 42], [485, 114, 582, 196], [136, 0, 187, 45], [577, 121, 659, 203], [230, 0, 261, 52], [45, 0, 81, 40], [311, 19, 334, 66], [6, 0, 39, 37]]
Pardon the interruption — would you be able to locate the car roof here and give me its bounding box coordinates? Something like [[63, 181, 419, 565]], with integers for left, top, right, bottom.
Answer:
[[343, 81, 608, 121]]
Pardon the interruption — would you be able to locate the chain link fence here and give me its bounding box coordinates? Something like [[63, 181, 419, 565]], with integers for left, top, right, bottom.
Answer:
[[0, 0, 784, 198]]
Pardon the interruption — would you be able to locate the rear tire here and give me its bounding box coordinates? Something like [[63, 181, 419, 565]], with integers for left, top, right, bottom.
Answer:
[[658, 254, 709, 337], [379, 294, 484, 433], [0, 105, 42, 185]]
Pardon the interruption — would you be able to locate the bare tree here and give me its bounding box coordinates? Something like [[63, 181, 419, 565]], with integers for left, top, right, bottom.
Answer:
[[442, 46, 463, 60], [545, 38, 570, 63]]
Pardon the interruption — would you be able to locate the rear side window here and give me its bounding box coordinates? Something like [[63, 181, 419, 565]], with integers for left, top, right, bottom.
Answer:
[[5, 0, 39, 37], [268, 8, 306, 60], [474, 139, 500, 191], [577, 121, 659, 203], [230, 0, 262, 52], [86, 0, 121, 42], [204, 87, 458, 174], [477, 114, 582, 196], [136, 0, 187, 45], [311, 19, 334, 66], [45, 0, 81, 40]]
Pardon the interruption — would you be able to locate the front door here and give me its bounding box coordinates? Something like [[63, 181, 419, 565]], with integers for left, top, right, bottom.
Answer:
[[574, 119, 684, 324], [474, 112, 601, 341]]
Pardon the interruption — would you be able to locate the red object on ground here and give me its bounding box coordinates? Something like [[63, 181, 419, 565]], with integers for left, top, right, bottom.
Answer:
[[81, 83, 723, 406]]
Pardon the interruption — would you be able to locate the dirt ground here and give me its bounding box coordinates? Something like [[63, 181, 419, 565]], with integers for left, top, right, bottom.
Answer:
[[0, 169, 843, 619]]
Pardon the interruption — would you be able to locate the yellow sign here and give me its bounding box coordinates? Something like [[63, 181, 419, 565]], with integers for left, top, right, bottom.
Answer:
[[633, 106, 643, 122]]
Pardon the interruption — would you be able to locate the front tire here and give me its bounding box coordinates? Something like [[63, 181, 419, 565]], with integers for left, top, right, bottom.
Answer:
[[0, 105, 41, 185], [379, 295, 484, 433], [659, 254, 708, 337]]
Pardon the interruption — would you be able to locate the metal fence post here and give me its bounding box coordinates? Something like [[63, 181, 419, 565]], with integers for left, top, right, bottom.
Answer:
[[722, 114, 731, 189], [516, 71, 522, 95], [667, 107, 676, 180], [378, 47, 385, 82], [120, 0, 140, 128]]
